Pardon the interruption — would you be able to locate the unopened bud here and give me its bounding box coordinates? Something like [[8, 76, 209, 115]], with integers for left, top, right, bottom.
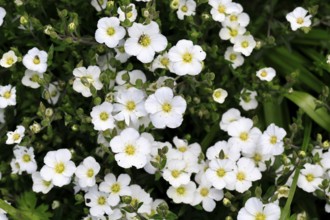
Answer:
[[30, 122, 41, 134], [223, 198, 231, 207], [20, 16, 28, 25], [45, 108, 54, 117], [52, 200, 60, 209]]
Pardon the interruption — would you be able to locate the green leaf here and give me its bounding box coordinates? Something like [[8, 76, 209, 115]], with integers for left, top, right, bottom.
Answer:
[[285, 91, 330, 132]]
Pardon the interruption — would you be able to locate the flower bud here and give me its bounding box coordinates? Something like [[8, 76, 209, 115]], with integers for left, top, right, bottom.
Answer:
[[45, 108, 54, 117], [52, 200, 60, 209], [30, 122, 41, 134], [20, 16, 28, 25]]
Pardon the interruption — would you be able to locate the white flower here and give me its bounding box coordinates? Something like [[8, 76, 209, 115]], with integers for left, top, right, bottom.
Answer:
[[219, 23, 246, 43], [115, 69, 146, 86], [32, 172, 54, 194], [95, 17, 126, 48], [327, 54, 330, 64], [128, 184, 153, 214], [0, 85, 16, 108], [206, 140, 240, 162], [144, 87, 187, 129], [96, 52, 115, 71], [150, 52, 174, 72], [75, 156, 101, 188], [224, 46, 244, 69], [239, 89, 258, 111], [259, 123, 287, 156], [233, 35, 256, 56], [85, 186, 112, 217], [213, 88, 228, 104], [286, 7, 312, 31], [10, 158, 22, 174], [22, 47, 48, 73], [109, 127, 151, 169], [242, 143, 273, 172], [0, 108, 5, 124], [125, 21, 167, 63], [0, 7, 6, 26], [167, 181, 197, 204], [6, 125, 25, 145], [177, 0, 196, 20], [99, 173, 132, 206], [205, 159, 236, 190], [222, 11, 250, 27], [13, 146, 37, 174], [72, 66, 103, 97], [163, 159, 191, 187], [227, 118, 261, 154], [297, 163, 323, 193], [256, 67, 276, 81], [232, 158, 262, 193], [21, 70, 44, 89], [40, 149, 76, 187], [192, 179, 224, 212], [168, 39, 206, 76], [91, 0, 107, 12], [118, 3, 137, 22], [114, 39, 131, 63], [0, 50, 17, 68], [43, 82, 60, 105], [219, 108, 241, 131], [90, 102, 115, 131], [113, 87, 147, 126], [237, 197, 281, 220], [208, 0, 241, 22]]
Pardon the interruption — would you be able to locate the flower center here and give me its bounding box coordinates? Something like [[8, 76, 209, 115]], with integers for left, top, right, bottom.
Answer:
[[214, 90, 221, 98], [162, 103, 172, 113], [176, 186, 186, 195], [306, 174, 314, 182], [99, 112, 109, 121], [138, 34, 151, 47], [270, 136, 277, 144], [31, 74, 40, 82], [33, 56, 40, 64], [239, 132, 249, 141], [230, 29, 238, 37], [181, 5, 188, 13], [97, 196, 106, 205], [126, 12, 133, 18], [255, 212, 266, 220], [230, 15, 238, 22], [229, 53, 237, 61], [111, 183, 121, 193], [55, 162, 65, 174], [182, 52, 193, 63], [171, 170, 180, 178], [43, 180, 52, 187], [160, 57, 170, 67], [107, 27, 116, 36], [178, 146, 187, 152], [241, 41, 249, 48], [3, 91, 11, 99], [125, 144, 136, 156], [218, 5, 226, 13], [296, 17, 304, 24], [22, 154, 31, 162], [13, 133, 21, 141], [216, 168, 226, 177], [6, 57, 14, 65], [126, 101, 136, 111], [86, 168, 94, 178], [253, 153, 262, 163], [237, 172, 246, 181], [118, 46, 125, 53], [200, 188, 209, 197]]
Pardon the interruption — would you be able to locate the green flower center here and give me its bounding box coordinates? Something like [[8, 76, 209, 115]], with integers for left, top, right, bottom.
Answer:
[[306, 174, 314, 182], [31, 74, 40, 82], [241, 41, 249, 48], [171, 170, 180, 178], [126, 101, 136, 111], [99, 112, 109, 121], [181, 5, 188, 12], [13, 133, 21, 141], [237, 172, 246, 181], [296, 17, 304, 24], [138, 34, 151, 47], [229, 53, 237, 61], [33, 56, 40, 64], [107, 27, 116, 36], [270, 136, 277, 144], [217, 168, 226, 177], [111, 183, 121, 193], [176, 186, 186, 195], [98, 196, 106, 205], [200, 188, 209, 197], [23, 154, 31, 162]]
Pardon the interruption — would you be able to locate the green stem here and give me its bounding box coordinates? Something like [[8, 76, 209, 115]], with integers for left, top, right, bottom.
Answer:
[[200, 122, 219, 150], [0, 199, 18, 217], [280, 118, 311, 220]]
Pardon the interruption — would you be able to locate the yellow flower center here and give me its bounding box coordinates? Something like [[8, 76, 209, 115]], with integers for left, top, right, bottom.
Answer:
[[138, 34, 151, 47], [178, 146, 187, 152], [33, 56, 40, 64], [22, 154, 31, 162], [176, 186, 186, 195], [229, 53, 237, 61], [216, 168, 226, 177], [99, 112, 109, 121], [13, 133, 21, 141], [6, 57, 14, 65], [125, 144, 136, 156], [86, 168, 94, 178], [200, 188, 209, 197], [162, 103, 172, 113], [97, 196, 106, 205], [55, 162, 65, 174], [31, 74, 40, 82], [126, 101, 136, 111], [218, 5, 226, 13], [241, 41, 249, 48], [230, 29, 238, 37], [255, 212, 266, 220], [107, 27, 116, 36], [230, 15, 238, 21], [270, 136, 277, 144], [239, 132, 249, 141], [306, 174, 314, 182], [237, 172, 246, 181], [160, 57, 170, 67], [260, 71, 268, 77], [111, 183, 121, 193], [171, 170, 180, 178], [214, 90, 221, 98], [126, 12, 133, 18], [182, 52, 193, 63], [296, 17, 304, 24], [181, 5, 188, 13], [253, 153, 262, 163], [3, 91, 11, 99]]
